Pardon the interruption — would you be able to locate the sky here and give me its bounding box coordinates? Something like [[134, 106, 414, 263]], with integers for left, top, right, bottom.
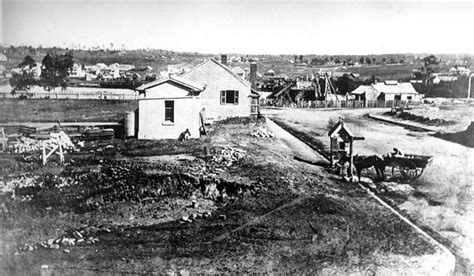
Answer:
[[2, 0, 474, 55]]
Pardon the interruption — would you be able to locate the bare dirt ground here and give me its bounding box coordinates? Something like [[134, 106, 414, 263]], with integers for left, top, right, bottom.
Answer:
[[265, 106, 474, 273], [0, 114, 444, 274]]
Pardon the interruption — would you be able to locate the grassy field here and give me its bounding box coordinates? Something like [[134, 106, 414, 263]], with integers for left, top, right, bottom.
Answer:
[[0, 99, 138, 122], [0, 104, 444, 274]]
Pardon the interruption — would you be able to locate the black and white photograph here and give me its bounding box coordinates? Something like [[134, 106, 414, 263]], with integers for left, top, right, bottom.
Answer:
[[0, 0, 473, 274]]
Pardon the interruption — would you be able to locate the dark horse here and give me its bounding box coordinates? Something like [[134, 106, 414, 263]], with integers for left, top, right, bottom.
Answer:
[[338, 154, 385, 182]]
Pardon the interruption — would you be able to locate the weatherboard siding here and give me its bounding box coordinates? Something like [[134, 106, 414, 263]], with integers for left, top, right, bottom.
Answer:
[[138, 97, 200, 140], [184, 61, 252, 121]]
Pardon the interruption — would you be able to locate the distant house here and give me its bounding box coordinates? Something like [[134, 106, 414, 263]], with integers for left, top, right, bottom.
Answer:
[[373, 81, 420, 101], [449, 66, 470, 76], [350, 85, 379, 102], [116, 64, 135, 71], [231, 66, 245, 78], [0, 53, 7, 62], [433, 75, 458, 84], [181, 58, 259, 122], [136, 75, 204, 140], [264, 69, 275, 77], [350, 81, 421, 101], [0, 65, 6, 76]]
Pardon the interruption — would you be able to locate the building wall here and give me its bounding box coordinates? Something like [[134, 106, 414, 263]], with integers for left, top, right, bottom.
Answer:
[[184, 61, 252, 121], [137, 82, 201, 140], [379, 93, 420, 101], [138, 97, 201, 139]]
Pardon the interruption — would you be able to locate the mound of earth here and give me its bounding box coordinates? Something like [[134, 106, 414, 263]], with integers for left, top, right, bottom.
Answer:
[[435, 121, 474, 148], [384, 111, 456, 127]]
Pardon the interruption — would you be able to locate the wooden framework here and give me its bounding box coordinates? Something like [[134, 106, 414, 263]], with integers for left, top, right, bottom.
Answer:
[[328, 118, 364, 181], [42, 136, 65, 165]]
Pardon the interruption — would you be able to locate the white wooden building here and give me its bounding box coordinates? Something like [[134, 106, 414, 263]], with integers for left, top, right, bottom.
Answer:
[[136, 75, 204, 140]]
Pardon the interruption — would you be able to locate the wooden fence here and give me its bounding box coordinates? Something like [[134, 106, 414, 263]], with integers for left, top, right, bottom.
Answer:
[[1, 91, 138, 100], [262, 99, 423, 109]]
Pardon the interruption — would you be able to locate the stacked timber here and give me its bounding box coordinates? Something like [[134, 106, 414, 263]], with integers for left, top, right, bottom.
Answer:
[[82, 128, 114, 141]]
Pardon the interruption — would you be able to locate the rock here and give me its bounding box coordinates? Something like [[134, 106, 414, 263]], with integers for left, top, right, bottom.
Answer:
[[219, 214, 227, 220], [61, 238, 75, 246], [50, 244, 60, 250], [72, 231, 83, 239], [181, 215, 192, 223], [76, 239, 84, 244], [191, 213, 198, 220], [47, 239, 55, 245], [63, 249, 70, 254]]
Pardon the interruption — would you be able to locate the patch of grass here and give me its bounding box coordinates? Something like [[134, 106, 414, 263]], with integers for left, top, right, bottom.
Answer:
[[0, 99, 138, 122]]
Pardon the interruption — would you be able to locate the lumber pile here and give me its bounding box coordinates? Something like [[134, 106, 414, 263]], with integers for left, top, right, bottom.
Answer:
[[7, 131, 76, 154], [82, 128, 114, 141], [250, 127, 274, 138], [8, 137, 42, 154]]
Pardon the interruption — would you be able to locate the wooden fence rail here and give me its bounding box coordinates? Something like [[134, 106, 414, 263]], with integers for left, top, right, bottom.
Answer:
[[262, 99, 423, 109], [0, 91, 138, 100]]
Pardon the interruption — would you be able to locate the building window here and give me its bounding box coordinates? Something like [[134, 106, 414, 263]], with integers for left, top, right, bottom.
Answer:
[[165, 100, 174, 122], [220, 90, 239, 105], [407, 96, 412, 100]]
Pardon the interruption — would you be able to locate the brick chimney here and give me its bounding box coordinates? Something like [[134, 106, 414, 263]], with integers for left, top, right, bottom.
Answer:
[[221, 55, 227, 66], [250, 62, 257, 87]]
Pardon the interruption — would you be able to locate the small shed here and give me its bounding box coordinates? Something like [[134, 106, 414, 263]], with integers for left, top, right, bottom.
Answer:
[[136, 75, 205, 140], [328, 119, 364, 180], [350, 85, 379, 101]]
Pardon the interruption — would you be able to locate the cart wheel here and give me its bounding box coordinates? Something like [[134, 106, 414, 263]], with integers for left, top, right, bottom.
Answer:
[[390, 161, 410, 179]]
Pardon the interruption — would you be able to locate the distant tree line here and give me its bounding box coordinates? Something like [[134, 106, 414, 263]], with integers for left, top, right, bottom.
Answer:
[[9, 52, 74, 93]]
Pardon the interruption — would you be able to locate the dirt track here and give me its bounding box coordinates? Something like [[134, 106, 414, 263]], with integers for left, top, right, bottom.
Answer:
[[265, 106, 474, 273], [0, 117, 447, 274]]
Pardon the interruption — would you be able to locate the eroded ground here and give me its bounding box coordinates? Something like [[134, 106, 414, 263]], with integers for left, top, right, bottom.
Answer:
[[0, 117, 443, 274]]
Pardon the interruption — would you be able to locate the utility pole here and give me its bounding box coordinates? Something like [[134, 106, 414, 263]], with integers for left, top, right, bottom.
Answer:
[[468, 73, 474, 99]]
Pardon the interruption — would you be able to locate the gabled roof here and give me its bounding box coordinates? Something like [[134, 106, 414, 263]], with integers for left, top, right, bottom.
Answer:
[[350, 85, 378, 95], [372, 82, 418, 94], [231, 66, 245, 74], [328, 120, 354, 138], [437, 76, 458, 82], [182, 58, 252, 88], [136, 75, 205, 93], [182, 58, 259, 98]]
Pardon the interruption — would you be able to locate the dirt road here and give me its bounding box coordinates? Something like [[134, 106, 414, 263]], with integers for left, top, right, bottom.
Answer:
[[265, 107, 474, 273]]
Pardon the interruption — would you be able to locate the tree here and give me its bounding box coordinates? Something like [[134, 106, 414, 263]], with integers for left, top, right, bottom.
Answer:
[[10, 71, 36, 94], [359, 57, 365, 64], [365, 57, 372, 65], [18, 55, 36, 69], [423, 55, 439, 73], [299, 55, 304, 63], [41, 52, 74, 91]]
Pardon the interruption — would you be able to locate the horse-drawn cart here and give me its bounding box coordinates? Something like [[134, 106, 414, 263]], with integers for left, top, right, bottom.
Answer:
[[383, 154, 433, 180]]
